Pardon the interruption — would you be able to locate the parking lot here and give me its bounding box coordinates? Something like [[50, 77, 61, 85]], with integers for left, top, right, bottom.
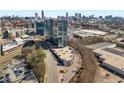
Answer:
[[0, 58, 38, 83]]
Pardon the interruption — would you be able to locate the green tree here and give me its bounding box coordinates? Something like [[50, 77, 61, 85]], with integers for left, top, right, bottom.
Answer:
[[8, 32, 14, 39], [25, 46, 46, 83], [37, 48, 46, 63]]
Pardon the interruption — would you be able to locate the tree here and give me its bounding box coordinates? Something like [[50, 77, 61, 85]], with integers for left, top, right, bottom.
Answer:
[[8, 32, 14, 39], [37, 48, 46, 63], [24, 45, 46, 83]]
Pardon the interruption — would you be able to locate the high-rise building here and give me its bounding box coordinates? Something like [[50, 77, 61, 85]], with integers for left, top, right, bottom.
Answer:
[[35, 12, 38, 17], [57, 19, 68, 47], [35, 12, 38, 21], [99, 16, 103, 19], [35, 21, 45, 35], [66, 12, 68, 20], [75, 13, 81, 20], [41, 10, 44, 19], [105, 15, 112, 19], [46, 19, 68, 47], [45, 18, 53, 39]]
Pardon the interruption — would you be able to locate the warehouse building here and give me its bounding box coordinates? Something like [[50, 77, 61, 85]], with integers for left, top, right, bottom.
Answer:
[[73, 29, 107, 39], [93, 48, 124, 77], [116, 38, 124, 48], [81, 29, 107, 36], [86, 42, 124, 77], [86, 42, 116, 50]]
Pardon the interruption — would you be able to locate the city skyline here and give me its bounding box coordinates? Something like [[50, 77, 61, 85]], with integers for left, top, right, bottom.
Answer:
[[1, 10, 124, 18]]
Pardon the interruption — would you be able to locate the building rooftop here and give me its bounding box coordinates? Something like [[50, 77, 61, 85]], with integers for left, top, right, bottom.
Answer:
[[93, 47, 124, 70], [0, 39, 4, 45], [116, 37, 124, 42], [86, 42, 116, 50], [53, 46, 73, 61], [14, 37, 24, 45], [102, 48, 124, 57], [73, 29, 107, 38], [2, 34, 31, 52], [81, 29, 107, 35], [3, 41, 18, 51], [21, 34, 31, 39], [73, 31, 95, 37]]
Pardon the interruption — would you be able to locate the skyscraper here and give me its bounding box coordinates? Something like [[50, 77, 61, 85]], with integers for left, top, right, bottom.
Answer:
[[41, 10, 44, 19], [35, 12, 38, 17], [35, 21, 45, 35], [75, 13, 81, 20], [35, 12, 39, 21], [57, 19, 68, 47], [35, 12, 38, 18], [45, 18, 53, 39], [66, 12, 68, 20], [46, 18, 68, 47]]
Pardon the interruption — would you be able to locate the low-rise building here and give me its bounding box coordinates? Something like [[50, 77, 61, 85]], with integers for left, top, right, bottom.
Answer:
[[52, 46, 74, 67], [86, 42, 124, 77], [73, 29, 107, 39], [86, 42, 116, 50], [93, 47, 124, 76], [116, 38, 124, 48], [0, 34, 32, 56]]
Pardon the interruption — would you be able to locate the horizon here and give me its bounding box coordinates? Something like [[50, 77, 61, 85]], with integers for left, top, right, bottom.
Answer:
[[0, 10, 124, 18]]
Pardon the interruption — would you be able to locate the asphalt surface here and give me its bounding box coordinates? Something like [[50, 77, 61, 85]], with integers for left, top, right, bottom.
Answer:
[[44, 50, 59, 83], [39, 41, 59, 83]]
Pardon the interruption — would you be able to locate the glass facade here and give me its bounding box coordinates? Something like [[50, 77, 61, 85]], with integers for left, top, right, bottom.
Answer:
[[46, 19, 68, 47], [35, 22, 45, 35]]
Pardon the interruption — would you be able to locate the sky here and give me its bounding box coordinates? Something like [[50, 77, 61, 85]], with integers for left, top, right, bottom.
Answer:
[[0, 0, 124, 18], [0, 10, 124, 18]]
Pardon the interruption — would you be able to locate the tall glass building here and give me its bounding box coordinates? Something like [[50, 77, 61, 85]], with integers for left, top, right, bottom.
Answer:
[[46, 19, 68, 47], [45, 19, 53, 39], [35, 21, 45, 35]]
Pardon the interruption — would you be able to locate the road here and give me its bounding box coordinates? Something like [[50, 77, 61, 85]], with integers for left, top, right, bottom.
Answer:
[[44, 50, 59, 83], [39, 41, 59, 83]]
